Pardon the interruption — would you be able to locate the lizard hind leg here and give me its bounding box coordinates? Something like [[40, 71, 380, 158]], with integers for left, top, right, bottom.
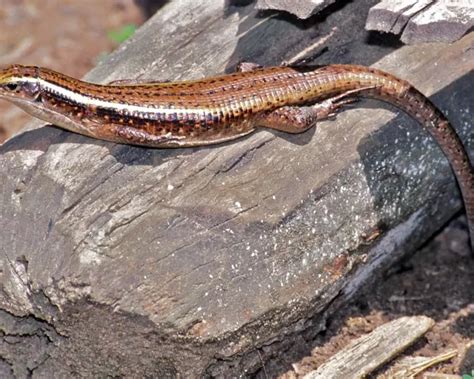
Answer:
[[312, 85, 380, 120], [256, 87, 376, 134]]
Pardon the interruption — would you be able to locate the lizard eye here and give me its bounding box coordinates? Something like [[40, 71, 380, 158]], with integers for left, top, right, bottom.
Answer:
[[6, 83, 18, 91]]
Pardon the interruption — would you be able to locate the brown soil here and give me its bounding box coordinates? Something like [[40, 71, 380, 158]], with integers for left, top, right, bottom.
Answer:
[[0, 2, 472, 378], [0, 0, 142, 142]]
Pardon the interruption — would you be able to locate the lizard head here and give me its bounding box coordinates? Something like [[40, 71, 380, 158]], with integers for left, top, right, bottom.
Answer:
[[0, 65, 41, 102]]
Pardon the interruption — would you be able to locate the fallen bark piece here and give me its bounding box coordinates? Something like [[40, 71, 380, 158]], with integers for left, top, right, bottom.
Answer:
[[385, 350, 458, 378], [366, 0, 434, 35], [401, 1, 474, 44], [366, 0, 474, 44], [256, 0, 338, 19], [303, 316, 435, 379], [422, 373, 464, 379]]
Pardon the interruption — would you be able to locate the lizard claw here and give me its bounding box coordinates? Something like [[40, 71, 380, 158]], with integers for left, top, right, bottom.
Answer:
[[312, 85, 379, 120]]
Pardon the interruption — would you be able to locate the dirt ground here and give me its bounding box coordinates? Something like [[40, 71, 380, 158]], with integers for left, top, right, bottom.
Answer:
[[0, 1, 472, 377], [0, 0, 142, 142]]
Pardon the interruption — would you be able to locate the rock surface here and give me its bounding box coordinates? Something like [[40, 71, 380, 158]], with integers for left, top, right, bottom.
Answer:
[[0, 0, 472, 377]]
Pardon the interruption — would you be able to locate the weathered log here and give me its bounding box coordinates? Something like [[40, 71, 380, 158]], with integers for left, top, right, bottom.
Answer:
[[366, 0, 474, 44], [0, 0, 472, 377]]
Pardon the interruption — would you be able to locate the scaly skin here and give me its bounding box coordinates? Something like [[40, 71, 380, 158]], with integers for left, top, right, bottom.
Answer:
[[0, 63, 472, 247]]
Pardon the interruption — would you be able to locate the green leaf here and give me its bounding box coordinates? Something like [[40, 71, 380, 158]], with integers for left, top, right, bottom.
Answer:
[[108, 24, 137, 44]]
